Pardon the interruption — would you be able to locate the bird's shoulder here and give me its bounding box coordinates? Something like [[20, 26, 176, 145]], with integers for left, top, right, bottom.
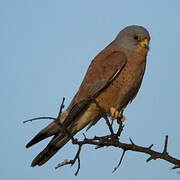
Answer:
[[69, 42, 127, 108]]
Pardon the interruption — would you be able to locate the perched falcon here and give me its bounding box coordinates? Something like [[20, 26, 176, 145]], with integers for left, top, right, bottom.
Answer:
[[26, 25, 150, 167]]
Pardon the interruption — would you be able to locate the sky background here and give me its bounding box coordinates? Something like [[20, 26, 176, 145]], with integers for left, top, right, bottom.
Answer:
[[1, 0, 180, 179]]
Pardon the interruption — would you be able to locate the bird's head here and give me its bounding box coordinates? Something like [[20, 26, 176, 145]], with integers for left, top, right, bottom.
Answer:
[[115, 25, 150, 53]]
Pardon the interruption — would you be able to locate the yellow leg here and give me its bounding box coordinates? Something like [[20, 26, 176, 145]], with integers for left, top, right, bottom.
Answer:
[[110, 107, 125, 122]]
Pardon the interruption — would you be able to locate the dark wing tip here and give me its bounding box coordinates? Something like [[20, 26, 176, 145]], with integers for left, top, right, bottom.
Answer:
[[26, 143, 31, 148], [31, 157, 42, 167], [26, 133, 47, 148], [26, 121, 59, 148], [30, 134, 70, 167]]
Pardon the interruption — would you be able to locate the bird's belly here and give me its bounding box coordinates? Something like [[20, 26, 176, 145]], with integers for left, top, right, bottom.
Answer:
[[96, 63, 144, 114]]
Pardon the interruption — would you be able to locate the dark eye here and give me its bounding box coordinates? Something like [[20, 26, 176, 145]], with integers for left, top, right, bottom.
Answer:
[[134, 35, 141, 41]]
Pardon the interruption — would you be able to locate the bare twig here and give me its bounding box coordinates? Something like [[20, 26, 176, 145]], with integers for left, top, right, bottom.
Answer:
[[75, 156, 81, 176], [112, 150, 126, 173], [57, 97, 65, 119], [129, 138, 135, 145], [148, 144, 154, 149], [23, 97, 66, 125], [23, 116, 56, 123], [171, 165, 180, 170], [163, 135, 168, 155], [55, 142, 82, 176]]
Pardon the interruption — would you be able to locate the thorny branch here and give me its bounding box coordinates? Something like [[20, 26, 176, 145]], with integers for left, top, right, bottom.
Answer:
[[24, 98, 180, 175]]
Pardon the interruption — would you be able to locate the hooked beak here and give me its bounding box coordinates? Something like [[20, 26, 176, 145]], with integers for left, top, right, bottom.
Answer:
[[139, 38, 149, 49]]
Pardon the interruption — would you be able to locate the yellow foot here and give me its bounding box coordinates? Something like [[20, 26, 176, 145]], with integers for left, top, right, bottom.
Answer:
[[110, 107, 125, 122]]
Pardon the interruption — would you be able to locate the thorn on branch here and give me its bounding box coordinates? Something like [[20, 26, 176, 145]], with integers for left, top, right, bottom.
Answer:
[[55, 160, 69, 169], [146, 136, 170, 163], [129, 138, 135, 145], [146, 155, 159, 162], [112, 150, 127, 173], [83, 133, 87, 139], [75, 157, 80, 176], [148, 144, 154, 149], [162, 135, 168, 155], [171, 165, 180, 170], [95, 145, 103, 149]]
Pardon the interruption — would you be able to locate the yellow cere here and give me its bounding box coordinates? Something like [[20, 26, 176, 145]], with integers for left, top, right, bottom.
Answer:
[[139, 38, 148, 48]]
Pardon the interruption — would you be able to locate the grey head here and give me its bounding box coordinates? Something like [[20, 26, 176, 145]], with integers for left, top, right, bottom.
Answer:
[[114, 25, 150, 51]]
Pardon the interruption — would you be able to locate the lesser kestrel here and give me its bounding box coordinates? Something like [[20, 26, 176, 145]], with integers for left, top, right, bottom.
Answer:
[[26, 25, 150, 167]]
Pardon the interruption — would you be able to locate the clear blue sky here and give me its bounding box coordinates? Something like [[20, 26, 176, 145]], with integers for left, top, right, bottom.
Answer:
[[1, 0, 180, 179]]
